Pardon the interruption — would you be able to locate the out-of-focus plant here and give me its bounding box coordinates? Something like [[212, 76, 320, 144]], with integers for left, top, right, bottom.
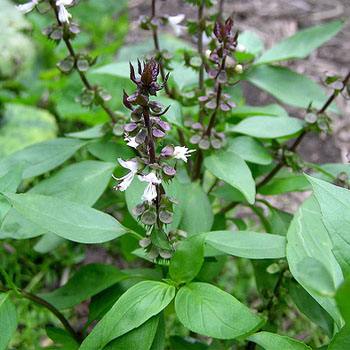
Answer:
[[1, 0, 350, 349]]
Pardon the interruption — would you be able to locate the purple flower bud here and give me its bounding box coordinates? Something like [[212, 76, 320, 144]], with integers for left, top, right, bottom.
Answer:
[[190, 135, 201, 144], [157, 120, 171, 131], [191, 122, 203, 130], [198, 95, 208, 102], [161, 145, 174, 157], [205, 100, 217, 110], [153, 128, 165, 138], [163, 165, 176, 177], [136, 128, 147, 144], [220, 103, 230, 112], [199, 138, 210, 150], [124, 122, 138, 132]]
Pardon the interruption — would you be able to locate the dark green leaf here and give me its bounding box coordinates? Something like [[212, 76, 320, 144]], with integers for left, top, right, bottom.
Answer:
[[66, 124, 107, 139], [40, 264, 127, 309]]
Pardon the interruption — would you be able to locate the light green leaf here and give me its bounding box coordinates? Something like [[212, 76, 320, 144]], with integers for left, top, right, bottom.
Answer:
[[175, 282, 263, 339], [238, 30, 264, 56], [0, 138, 86, 179], [246, 65, 333, 110], [39, 264, 127, 310], [286, 196, 343, 326], [0, 293, 17, 350], [295, 257, 336, 296], [30, 160, 114, 205], [169, 234, 206, 284], [231, 116, 304, 139], [179, 182, 214, 235], [156, 96, 183, 127], [227, 136, 272, 165], [205, 231, 286, 259], [228, 104, 288, 119], [258, 171, 310, 195], [103, 316, 159, 350], [1, 192, 126, 243], [66, 124, 107, 139], [87, 140, 133, 162], [204, 151, 255, 204], [80, 281, 175, 350], [307, 175, 350, 275], [1, 161, 115, 240], [248, 331, 312, 350], [256, 20, 344, 64], [0, 103, 57, 158]]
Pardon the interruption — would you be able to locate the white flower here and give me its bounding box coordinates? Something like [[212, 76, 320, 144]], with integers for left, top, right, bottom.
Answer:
[[56, 0, 74, 23], [139, 173, 161, 203], [168, 14, 186, 36], [173, 146, 195, 163], [124, 135, 139, 149], [16, 0, 38, 14], [113, 158, 138, 191]]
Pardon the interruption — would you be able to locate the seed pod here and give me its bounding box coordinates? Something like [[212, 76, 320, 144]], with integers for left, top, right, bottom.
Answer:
[[159, 210, 173, 224], [141, 210, 157, 225]]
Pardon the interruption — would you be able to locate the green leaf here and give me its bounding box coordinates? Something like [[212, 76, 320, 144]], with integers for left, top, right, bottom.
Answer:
[[258, 171, 310, 195], [329, 326, 350, 350], [256, 20, 344, 64], [248, 331, 312, 350], [1, 161, 115, 241], [0, 165, 23, 193], [39, 264, 127, 309], [0, 103, 57, 158], [307, 175, 350, 275], [295, 257, 336, 296], [103, 316, 159, 350], [286, 196, 343, 326], [204, 151, 256, 204], [237, 30, 264, 56], [0, 293, 17, 350], [228, 104, 288, 119], [227, 136, 272, 165], [0, 138, 86, 179], [169, 234, 206, 284], [289, 281, 334, 335], [46, 326, 79, 350], [231, 116, 304, 139], [205, 231, 286, 259], [246, 65, 333, 110], [87, 140, 133, 162], [156, 96, 183, 127], [170, 336, 209, 350], [66, 124, 107, 139], [30, 160, 114, 205], [179, 182, 214, 235], [175, 282, 263, 339], [1, 192, 126, 243], [80, 281, 175, 350]]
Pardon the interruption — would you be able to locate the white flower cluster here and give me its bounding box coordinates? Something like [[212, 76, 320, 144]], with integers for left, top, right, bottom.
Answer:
[[113, 146, 194, 203], [16, 0, 74, 23]]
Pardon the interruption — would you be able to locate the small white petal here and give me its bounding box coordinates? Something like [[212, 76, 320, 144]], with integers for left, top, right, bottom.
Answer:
[[168, 14, 185, 25], [16, 0, 38, 13], [142, 183, 158, 203], [57, 4, 72, 23], [168, 14, 186, 37], [116, 172, 135, 191], [125, 136, 139, 149], [173, 146, 195, 163], [117, 158, 138, 173], [56, 0, 74, 5], [139, 172, 161, 185]]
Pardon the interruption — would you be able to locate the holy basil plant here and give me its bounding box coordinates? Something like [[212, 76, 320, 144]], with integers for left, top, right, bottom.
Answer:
[[0, 0, 349, 349]]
